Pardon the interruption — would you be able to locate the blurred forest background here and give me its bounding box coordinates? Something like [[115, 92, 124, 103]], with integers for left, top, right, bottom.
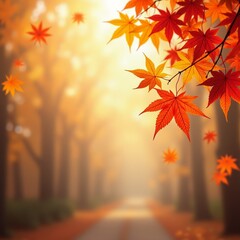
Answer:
[[0, 0, 240, 239]]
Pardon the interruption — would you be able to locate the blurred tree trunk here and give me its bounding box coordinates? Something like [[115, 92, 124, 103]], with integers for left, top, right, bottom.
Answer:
[[94, 169, 105, 201], [0, 46, 12, 236], [216, 102, 240, 235], [176, 138, 191, 211], [13, 154, 23, 200], [159, 168, 173, 205], [78, 141, 90, 209], [39, 104, 56, 200], [190, 88, 211, 220], [58, 117, 72, 199]]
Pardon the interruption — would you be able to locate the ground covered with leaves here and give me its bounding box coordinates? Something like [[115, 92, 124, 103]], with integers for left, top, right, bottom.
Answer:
[[150, 201, 240, 240]]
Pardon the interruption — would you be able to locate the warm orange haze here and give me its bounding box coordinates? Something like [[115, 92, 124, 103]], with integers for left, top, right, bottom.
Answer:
[[0, 0, 240, 239]]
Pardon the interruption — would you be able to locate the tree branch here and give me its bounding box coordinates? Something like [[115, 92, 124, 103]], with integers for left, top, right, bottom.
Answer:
[[167, 6, 240, 85]]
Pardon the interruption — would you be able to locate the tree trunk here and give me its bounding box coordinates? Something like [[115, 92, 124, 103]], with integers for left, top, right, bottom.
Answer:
[[13, 155, 23, 200], [39, 108, 56, 200], [94, 169, 105, 201], [78, 141, 89, 209], [0, 46, 12, 236], [190, 88, 211, 220], [176, 138, 191, 212], [58, 123, 71, 199], [216, 102, 240, 235]]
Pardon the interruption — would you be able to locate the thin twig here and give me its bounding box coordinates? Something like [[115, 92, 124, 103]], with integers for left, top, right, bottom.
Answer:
[[167, 6, 240, 84]]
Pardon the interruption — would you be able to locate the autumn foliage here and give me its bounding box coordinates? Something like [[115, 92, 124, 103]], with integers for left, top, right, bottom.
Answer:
[[108, 0, 240, 140], [108, 0, 240, 185]]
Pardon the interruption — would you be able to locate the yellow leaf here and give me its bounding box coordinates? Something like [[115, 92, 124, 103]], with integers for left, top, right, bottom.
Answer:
[[107, 12, 138, 49], [173, 50, 214, 85], [132, 20, 166, 51]]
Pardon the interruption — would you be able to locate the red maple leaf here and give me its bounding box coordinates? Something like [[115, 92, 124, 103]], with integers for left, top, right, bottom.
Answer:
[[149, 8, 184, 42], [141, 90, 208, 140], [27, 21, 51, 45], [203, 130, 217, 143], [181, 28, 222, 61], [177, 0, 206, 23], [73, 13, 84, 24], [164, 47, 181, 67], [199, 70, 240, 120], [226, 40, 240, 62], [219, 11, 240, 38]]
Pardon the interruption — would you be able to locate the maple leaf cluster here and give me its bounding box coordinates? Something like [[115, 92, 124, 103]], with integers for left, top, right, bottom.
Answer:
[[213, 155, 240, 185], [108, 0, 240, 140]]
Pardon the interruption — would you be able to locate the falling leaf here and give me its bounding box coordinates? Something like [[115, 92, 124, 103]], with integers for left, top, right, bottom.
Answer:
[[123, 0, 154, 16], [212, 171, 229, 185], [199, 70, 240, 120], [2, 75, 23, 96], [14, 59, 24, 68], [127, 54, 167, 91], [203, 130, 217, 143], [217, 155, 239, 175], [73, 12, 84, 24], [163, 148, 178, 163], [27, 21, 51, 45], [141, 90, 209, 140], [107, 12, 138, 49]]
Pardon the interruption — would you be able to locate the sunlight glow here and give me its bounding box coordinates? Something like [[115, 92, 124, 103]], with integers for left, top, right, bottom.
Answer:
[[31, 1, 46, 22]]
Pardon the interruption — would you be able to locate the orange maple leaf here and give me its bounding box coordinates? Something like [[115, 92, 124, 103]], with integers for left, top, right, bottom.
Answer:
[[205, 0, 230, 23], [227, 54, 240, 71], [217, 155, 240, 175], [127, 54, 167, 91], [2, 75, 23, 96], [27, 21, 51, 45], [163, 148, 178, 163], [203, 130, 217, 143], [141, 90, 209, 140], [14, 59, 24, 68], [212, 171, 228, 185], [123, 0, 154, 16], [107, 12, 138, 49], [73, 13, 84, 24]]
